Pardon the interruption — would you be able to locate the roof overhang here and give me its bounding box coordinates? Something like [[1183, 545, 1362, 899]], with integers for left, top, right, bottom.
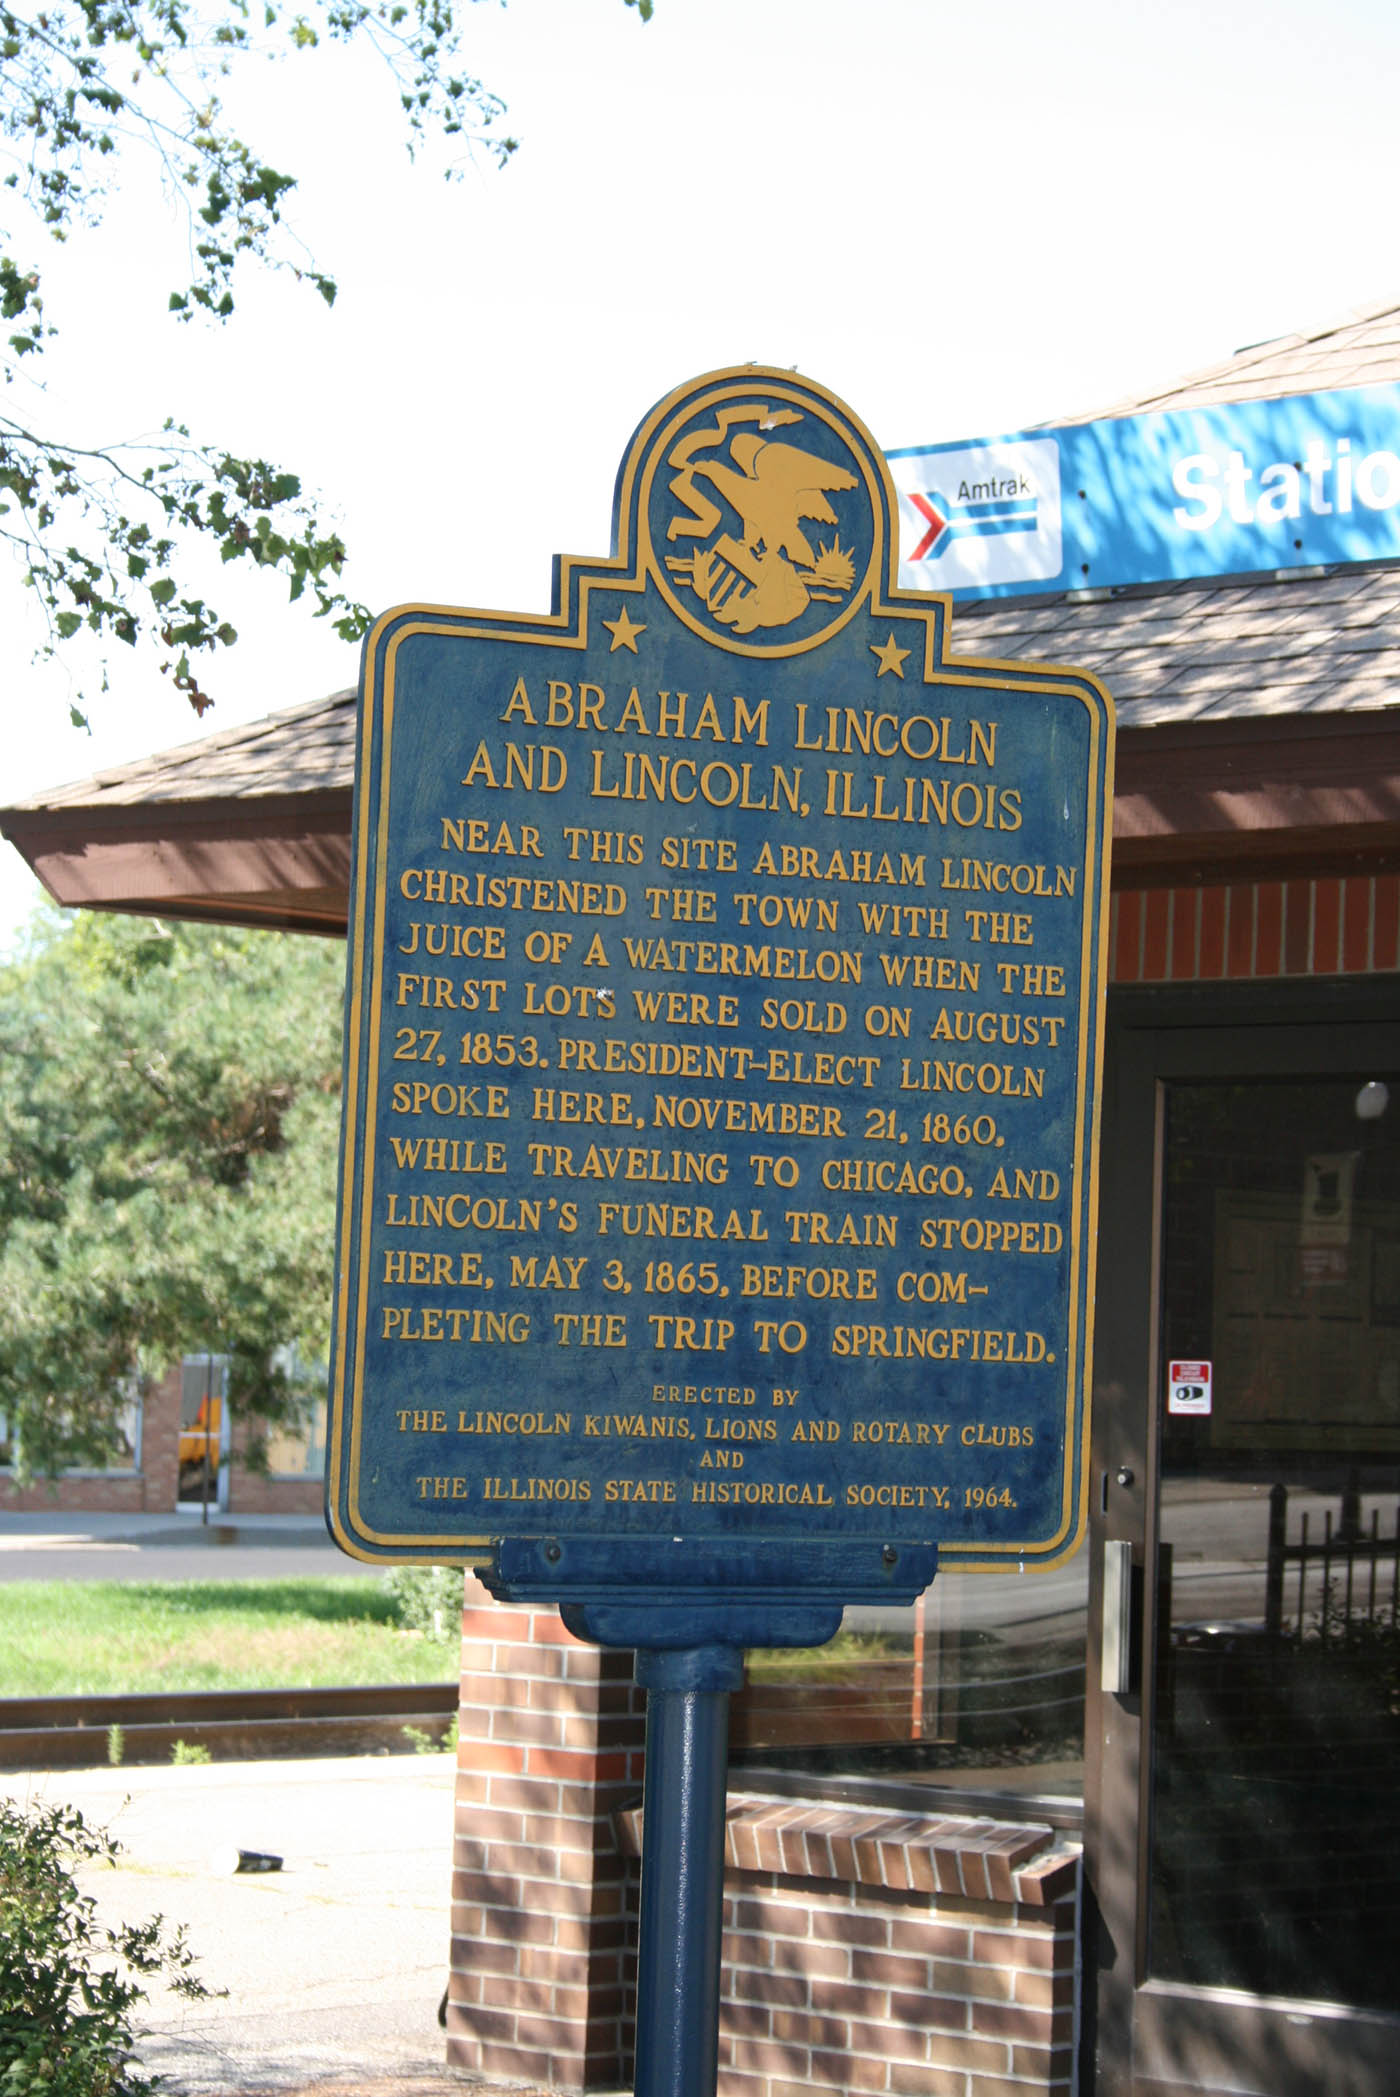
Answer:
[[1, 788, 353, 936], [1112, 706, 1400, 887], [4, 707, 1399, 935]]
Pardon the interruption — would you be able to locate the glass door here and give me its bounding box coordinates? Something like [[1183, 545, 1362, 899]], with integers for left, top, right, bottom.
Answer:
[[1086, 993, 1400, 2097]]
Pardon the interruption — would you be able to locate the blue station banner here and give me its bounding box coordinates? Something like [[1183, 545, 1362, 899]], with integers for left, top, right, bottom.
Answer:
[[889, 380, 1400, 600], [327, 367, 1114, 1622]]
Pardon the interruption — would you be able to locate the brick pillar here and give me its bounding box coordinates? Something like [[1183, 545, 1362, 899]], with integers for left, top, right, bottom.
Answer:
[[139, 1362, 182, 1511], [224, 1416, 258, 1514], [447, 1595, 647, 2091]]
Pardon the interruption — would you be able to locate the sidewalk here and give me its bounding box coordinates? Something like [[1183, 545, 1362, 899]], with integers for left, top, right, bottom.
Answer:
[[0, 1510, 329, 1545], [6, 1755, 458, 2094], [0, 1509, 365, 1583]]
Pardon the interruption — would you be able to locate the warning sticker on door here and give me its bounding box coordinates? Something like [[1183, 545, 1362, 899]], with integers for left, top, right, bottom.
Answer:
[[1168, 1360, 1213, 1416]]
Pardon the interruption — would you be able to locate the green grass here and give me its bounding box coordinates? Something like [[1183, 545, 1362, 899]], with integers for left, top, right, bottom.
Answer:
[[0, 1578, 459, 1696]]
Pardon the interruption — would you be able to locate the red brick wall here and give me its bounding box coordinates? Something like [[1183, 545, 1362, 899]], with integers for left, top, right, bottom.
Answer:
[[0, 1472, 145, 1514], [223, 1472, 323, 1514], [1111, 871, 1400, 982], [449, 1602, 1079, 2097], [1, 1362, 324, 1518], [0, 1362, 181, 1513], [446, 1598, 647, 2090], [141, 1362, 181, 1509], [223, 1429, 323, 1516], [716, 1874, 1075, 2097], [619, 1796, 1079, 2097]]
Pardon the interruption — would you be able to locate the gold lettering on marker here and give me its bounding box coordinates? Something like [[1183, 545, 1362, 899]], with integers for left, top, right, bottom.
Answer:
[[363, 550, 1092, 1547]]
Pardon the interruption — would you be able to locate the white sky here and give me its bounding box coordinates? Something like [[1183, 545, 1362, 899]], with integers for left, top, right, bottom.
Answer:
[[4, 0, 1399, 947]]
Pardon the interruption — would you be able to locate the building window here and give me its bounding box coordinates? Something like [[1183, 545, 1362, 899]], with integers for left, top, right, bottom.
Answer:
[[259, 1346, 328, 1477], [0, 1385, 143, 1475], [733, 1547, 1088, 1804]]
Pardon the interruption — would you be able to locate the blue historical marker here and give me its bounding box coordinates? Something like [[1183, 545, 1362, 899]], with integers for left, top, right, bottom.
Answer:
[[327, 368, 1113, 2097], [329, 364, 1113, 1607]]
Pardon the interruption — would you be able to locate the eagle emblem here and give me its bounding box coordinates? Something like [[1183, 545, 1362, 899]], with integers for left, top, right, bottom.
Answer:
[[663, 403, 861, 635]]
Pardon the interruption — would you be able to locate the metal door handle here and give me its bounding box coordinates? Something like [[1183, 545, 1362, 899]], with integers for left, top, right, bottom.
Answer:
[[1101, 1539, 1133, 1693]]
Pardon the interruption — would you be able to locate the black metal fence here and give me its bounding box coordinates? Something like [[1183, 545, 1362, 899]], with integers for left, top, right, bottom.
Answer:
[[1263, 1481, 1400, 1641]]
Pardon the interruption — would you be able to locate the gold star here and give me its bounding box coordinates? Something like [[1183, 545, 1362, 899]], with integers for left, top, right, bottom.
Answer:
[[603, 605, 646, 654], [871, 632, 910, 678]]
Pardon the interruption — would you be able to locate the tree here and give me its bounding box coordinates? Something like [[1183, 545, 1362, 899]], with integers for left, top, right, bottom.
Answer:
[[2, 1796, 211, 2097], [1, 0, 650, 726], [0, 908, 344, 1482]]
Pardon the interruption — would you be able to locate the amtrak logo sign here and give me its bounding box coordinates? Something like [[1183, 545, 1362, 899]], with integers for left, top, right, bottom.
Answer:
[[891, 438, 1063, 592]]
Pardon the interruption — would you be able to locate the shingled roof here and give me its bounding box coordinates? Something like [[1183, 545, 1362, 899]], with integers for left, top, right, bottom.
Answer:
[[1066, 295, 1400, 420], [961, 564, 1400, 728], [16, 555, 1400, 824], [1, 691, 360, 934], [19, 689, 359, 813], [6, 304, 1400, 926]]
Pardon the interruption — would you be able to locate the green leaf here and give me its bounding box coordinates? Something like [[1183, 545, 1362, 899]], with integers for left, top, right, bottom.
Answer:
[[3, 0, 542, 721]]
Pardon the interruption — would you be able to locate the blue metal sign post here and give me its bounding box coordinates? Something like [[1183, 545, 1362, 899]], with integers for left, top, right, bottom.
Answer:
[[327, 367, 1113, 2096], [632, 1644, 743, 2097]]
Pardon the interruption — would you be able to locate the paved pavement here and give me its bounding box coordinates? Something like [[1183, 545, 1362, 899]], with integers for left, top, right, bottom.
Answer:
[[6, 1755, 461, 2094], [0, 1516, 522, 2093], [0, 1510, 381, 1583]]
